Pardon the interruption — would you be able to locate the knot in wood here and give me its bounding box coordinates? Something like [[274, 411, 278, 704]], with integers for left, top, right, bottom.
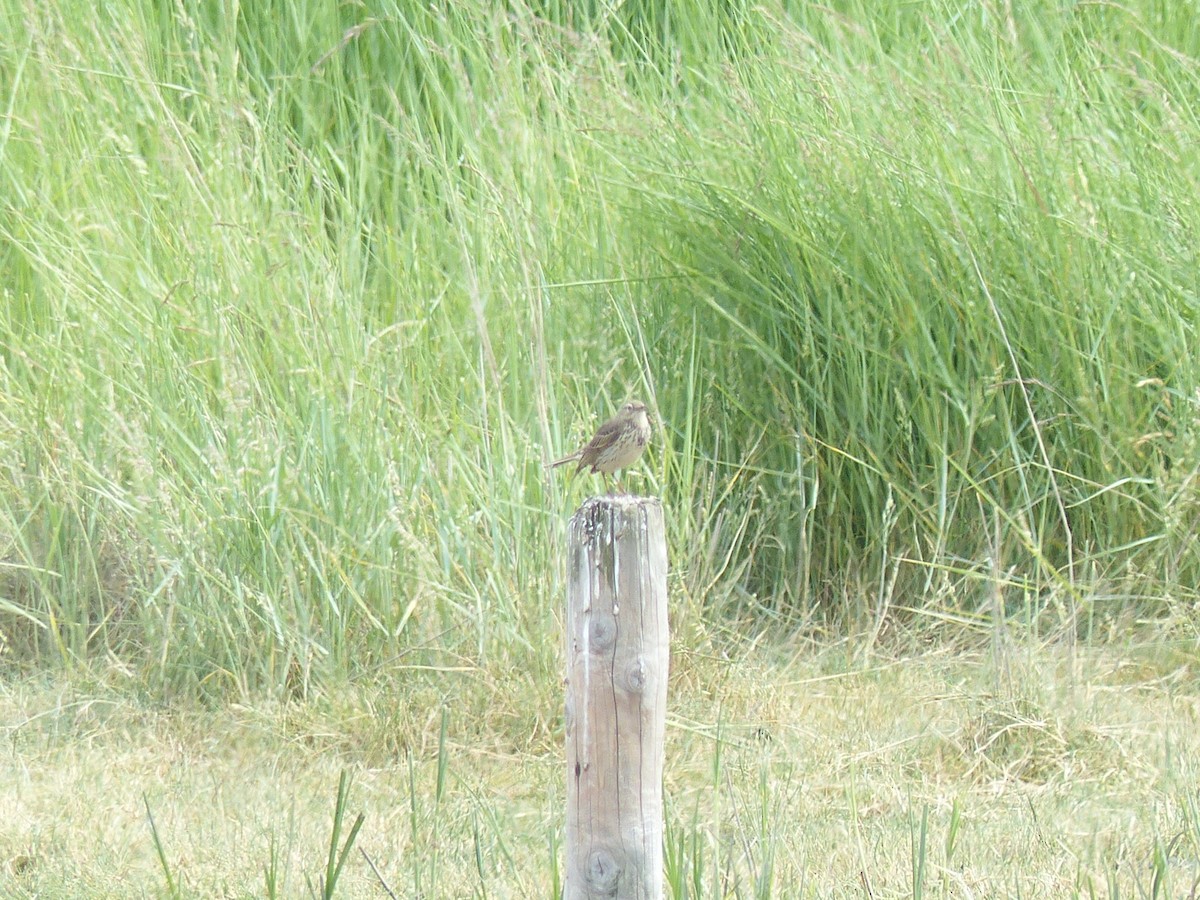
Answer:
[[587, 615, 616, 652], [585, 847, 621, 894], [622, 656, 648, 693]]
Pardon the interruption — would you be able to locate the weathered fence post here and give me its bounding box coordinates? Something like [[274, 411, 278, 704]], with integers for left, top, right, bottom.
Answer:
[[565, 495, 669, 899]]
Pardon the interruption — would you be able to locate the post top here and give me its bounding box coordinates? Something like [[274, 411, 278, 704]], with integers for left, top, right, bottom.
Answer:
[[578, 494, 659, 508], [573, 495, 662, 518], [569, 495, 664, 541]]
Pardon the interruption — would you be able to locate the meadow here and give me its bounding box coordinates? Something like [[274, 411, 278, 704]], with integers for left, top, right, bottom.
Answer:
[[2, 0, 1199, 895]]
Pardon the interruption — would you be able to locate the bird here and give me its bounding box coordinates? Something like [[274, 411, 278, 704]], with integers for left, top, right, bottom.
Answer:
[[548, 400, 652, 493]]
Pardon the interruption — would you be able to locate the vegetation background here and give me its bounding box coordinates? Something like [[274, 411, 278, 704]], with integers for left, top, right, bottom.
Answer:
[[1, 0, 1199, 896]]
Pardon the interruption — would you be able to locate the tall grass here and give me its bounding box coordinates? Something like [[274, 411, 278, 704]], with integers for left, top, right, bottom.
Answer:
[[1, 0, 1198, 697], [628, 2, 1200, 629]]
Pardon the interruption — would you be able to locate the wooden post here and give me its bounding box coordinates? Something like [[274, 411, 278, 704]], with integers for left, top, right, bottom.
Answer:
[[564, 495, 669, 900]]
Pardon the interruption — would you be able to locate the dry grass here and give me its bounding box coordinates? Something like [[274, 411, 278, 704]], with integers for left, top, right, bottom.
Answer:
[[3, 633, 1198, 898]]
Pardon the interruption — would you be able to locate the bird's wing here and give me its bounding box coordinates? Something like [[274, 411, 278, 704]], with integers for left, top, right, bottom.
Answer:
[[583, 420, 624, 455]]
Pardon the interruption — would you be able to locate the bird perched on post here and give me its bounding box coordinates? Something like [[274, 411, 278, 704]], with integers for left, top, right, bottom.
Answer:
[[548, 400, 652, 493]]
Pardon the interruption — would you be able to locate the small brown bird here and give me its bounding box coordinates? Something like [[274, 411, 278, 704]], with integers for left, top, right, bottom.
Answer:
[[548, 400, 652, 493]]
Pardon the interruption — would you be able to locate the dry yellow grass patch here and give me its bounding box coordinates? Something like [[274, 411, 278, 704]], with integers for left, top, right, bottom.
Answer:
[[1, 635, 1198, 897]]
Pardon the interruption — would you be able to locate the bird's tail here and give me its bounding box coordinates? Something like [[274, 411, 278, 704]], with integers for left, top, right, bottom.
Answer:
[[547, 451, 583, 472], [546, 453, 581, 470]]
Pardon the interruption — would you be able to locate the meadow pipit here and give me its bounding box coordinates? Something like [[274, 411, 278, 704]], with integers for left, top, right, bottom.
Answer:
[[548, 400, 652, 493]]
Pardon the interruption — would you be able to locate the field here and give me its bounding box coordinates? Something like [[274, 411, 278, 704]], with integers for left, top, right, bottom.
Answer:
[[5, 640, 1200, 897], [2, 0, 1200, 896]]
